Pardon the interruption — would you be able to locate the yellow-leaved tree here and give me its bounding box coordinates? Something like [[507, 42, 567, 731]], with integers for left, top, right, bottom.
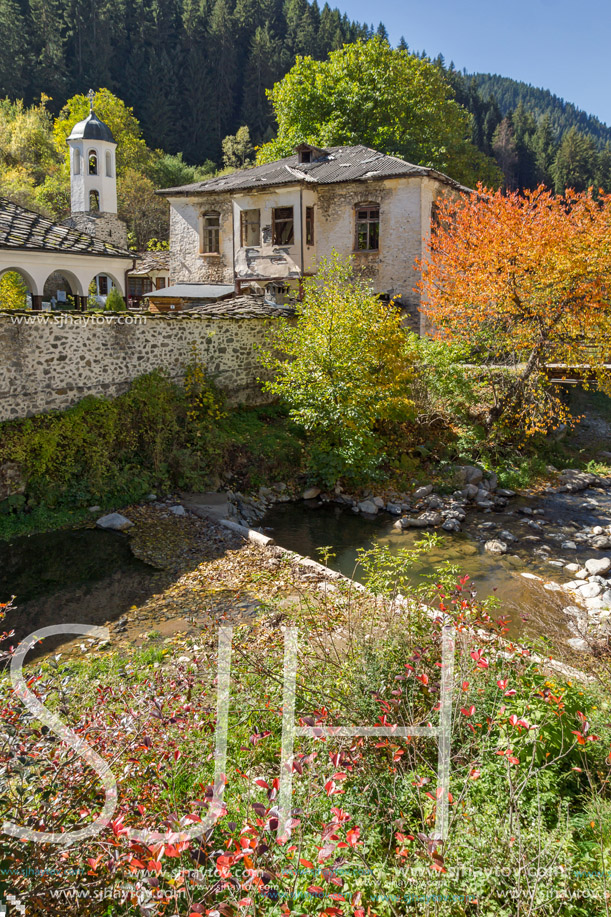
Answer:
[[0, 271, 28, 309], [259, 253, 416, 485]]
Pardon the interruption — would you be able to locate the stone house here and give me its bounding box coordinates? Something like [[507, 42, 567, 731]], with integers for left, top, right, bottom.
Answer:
[[160, 144, 466, 333]]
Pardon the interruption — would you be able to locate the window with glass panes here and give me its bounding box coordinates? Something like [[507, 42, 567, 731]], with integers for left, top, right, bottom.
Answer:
[[355, 205, 380, 251], [201, 212, 220, 253]]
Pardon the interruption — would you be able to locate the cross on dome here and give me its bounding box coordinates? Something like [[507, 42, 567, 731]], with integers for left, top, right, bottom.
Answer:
[[88, 88, 95, 111]]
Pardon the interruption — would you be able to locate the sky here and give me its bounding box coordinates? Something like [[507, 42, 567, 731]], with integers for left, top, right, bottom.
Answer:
[[338, 0, 611, 126]]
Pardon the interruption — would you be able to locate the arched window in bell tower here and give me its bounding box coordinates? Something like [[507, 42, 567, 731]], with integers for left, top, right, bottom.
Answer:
[[74, 148, 81, 175], [89, 190, 100, 212], [88, 150, 98, 175]]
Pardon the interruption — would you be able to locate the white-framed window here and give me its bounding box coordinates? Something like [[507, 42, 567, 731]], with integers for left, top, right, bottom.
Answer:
[[201, 211, 220, 254]]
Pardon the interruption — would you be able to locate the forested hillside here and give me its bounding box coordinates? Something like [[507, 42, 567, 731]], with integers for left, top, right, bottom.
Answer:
[[1, 0, 610, 213], [0, 0, 382, 163], [472, 73, 611, 146]]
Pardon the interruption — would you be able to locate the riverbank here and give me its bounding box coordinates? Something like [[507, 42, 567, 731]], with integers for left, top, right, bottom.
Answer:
[[3, 500, 611, 915]]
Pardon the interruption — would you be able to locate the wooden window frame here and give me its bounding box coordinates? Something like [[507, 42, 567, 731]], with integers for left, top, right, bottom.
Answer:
[[240, 208, 261, 247], [272, 206, 295, 246], [305, 206, 315, 246], [354, 203, 380, 252], [201, 211, 220, 254]]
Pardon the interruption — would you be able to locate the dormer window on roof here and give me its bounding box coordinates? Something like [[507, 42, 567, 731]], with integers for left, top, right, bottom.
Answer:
[[294, 143, 328, 165]]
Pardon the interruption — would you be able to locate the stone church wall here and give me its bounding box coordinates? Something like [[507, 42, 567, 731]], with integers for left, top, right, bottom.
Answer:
[[63, 212, 129, 249], [0, 311, 273, 421]]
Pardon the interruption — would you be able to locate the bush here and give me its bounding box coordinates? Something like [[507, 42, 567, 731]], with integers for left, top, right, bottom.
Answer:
[[104, 286, 126, 311], [260, 253, 416, 486]]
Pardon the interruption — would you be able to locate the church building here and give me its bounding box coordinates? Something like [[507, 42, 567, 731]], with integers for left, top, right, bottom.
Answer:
[[0, 92, 133, 309]]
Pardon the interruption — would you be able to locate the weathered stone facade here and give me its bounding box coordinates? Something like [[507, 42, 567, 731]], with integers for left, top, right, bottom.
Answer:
[[0, 311, 273, 421], [167, 173, 459, 334], [63, 212, 128, 249]]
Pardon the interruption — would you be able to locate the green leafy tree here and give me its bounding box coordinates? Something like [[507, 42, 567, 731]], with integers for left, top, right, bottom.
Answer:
[[117, 168, 170, 249], [260, 253, 416, 485], [257, 37, 501, 188], [53, 89, 150, 175], [221, 125, 255, 170]]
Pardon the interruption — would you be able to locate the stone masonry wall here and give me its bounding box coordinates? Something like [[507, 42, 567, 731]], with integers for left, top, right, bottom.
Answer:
[[0, 312, 273, 421]]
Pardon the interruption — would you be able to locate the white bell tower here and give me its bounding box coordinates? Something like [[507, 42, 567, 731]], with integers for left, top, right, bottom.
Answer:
[[63, 89, 127, 247]]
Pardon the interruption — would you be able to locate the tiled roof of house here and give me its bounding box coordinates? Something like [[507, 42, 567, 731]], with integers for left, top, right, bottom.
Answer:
[[184, 295, 295, 318], [130, 250, 170, 276], [159, 145, 468, 197], [0, 198, 132, 257]]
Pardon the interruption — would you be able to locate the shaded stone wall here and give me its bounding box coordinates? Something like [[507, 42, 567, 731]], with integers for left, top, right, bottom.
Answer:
[[0, 311, 273, 421]]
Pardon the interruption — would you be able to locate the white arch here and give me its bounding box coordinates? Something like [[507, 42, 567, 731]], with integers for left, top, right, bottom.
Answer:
[[43, 268, 84, 298], [89, 270, 125, 296], [0, 266, 40, 296]]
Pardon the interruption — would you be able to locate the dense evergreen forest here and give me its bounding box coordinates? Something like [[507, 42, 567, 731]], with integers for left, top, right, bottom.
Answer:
[[472, 73, 611, 146], [0, 0, 609, 195]]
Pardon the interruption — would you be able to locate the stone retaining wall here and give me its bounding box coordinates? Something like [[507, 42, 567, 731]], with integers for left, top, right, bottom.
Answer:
[[0, 311, 273, 420]]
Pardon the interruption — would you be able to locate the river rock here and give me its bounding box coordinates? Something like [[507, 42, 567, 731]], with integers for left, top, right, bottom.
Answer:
[[457, 465, 483, 485], [485, 539, 508, 555], [386, 502, 403, 515], [303, 487, 321, 500], [496, 488, 516, 497], [499, 530, 518, 542], [372, 496, 385, 509], [427, 494, 444, 509], [96, 512, 134, 531], [463, 484, 479, 500], [413, 485, 433, 500], [565, 563, 581, 573], [442, 519, 461, 532], [567, 637, 589, 652], [585, 557, 611, 576], [393, 518, 405, 530], [561, 541, 577, 550], [170, 504, 186, 516], [562, 605, 583, 617], [577, 582, 603, 599], [358, 500, 379, 515], [413, 511, 443, 527], [487, 472, 498, 492], [592, 535, 611, 549]]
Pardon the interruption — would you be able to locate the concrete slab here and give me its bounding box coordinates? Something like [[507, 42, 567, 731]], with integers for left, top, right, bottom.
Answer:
[[180, 491, 229, 522]]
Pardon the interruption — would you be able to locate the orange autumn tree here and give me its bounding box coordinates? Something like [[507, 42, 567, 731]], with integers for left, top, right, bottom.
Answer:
[[418, 184, 611, 435]]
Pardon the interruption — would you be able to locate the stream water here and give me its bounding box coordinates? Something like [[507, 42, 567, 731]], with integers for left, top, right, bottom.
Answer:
[[0, 528, 157, 653], [1, 485, 610, 659], [262, 488, 611, 651]]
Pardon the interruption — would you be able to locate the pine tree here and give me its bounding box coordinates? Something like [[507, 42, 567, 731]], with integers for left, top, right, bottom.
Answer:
[[240, 24, 281, 141], [0, 0, 30, 99], [492, 118, 518, 190], [531, 114, 557, 188], [595, 142, 611, 193], [552, 127, 596, 193]]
